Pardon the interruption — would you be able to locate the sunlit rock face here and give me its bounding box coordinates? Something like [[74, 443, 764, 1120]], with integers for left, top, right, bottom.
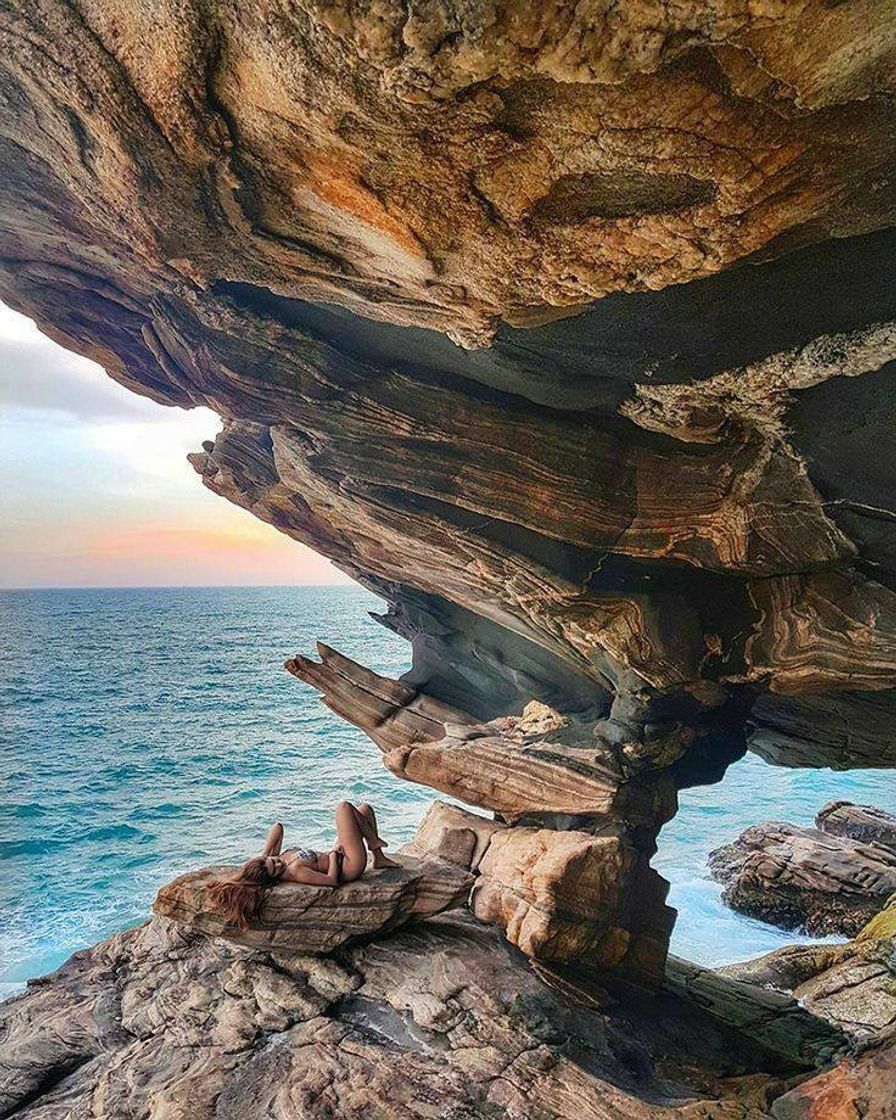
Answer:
[[2, 0, 896, 989]]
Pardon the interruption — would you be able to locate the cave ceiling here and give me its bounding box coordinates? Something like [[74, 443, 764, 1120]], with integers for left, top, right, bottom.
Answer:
[[2, 0, 896, 779]]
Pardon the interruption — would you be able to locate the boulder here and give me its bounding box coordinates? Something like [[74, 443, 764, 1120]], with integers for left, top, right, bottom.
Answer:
[[708, 821, 896, 936], [400, 801, 675, 979], [153, 856, 473, 955], [471, 824, 668, 969], [816, 800, 896, 851], [402, 800, 508, 871]]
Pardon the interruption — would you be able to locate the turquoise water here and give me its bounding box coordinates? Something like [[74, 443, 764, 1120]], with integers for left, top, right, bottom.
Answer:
[[2, 586, 894, 998]]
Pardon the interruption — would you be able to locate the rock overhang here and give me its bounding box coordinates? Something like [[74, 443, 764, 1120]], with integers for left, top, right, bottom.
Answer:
[[3, 0, 896, 990]]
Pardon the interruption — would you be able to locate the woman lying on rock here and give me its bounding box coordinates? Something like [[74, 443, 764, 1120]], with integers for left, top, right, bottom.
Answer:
[[208, 801, 398, 928]]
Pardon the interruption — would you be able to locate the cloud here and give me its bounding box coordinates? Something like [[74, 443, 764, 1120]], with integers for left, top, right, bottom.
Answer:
[[0, 303, 170, 423], [0, 301, 353, 588]]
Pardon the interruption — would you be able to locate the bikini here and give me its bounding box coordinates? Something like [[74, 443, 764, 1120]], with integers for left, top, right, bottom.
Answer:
[[283, 846, 318, 868]]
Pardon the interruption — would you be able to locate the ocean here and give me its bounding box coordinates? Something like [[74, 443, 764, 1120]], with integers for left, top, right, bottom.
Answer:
[[2, 585, 895, 999]]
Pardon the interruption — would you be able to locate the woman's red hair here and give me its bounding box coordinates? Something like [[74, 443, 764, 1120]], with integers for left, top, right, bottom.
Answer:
[[207, 857, 281, 929]]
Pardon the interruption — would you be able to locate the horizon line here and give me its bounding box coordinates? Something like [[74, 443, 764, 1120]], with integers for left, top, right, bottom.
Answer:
[[0, 581, 362, 593]]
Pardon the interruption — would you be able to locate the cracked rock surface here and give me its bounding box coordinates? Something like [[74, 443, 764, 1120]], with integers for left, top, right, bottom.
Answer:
[[0, 914, 827, 1120], [3, 2, 896, 1114]]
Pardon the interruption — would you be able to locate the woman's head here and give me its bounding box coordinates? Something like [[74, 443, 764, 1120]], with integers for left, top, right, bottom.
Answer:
[[206, 856, 283, 929]]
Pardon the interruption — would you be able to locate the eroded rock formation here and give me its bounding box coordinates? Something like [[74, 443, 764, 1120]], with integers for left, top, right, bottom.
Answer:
[[152, 854, 473, 954], [816, 800, 896, 851], [2, 1, 895, 776], [154, 801, 671, 979], [285, 652, 676, 975], [708, 820, 896, 936], [0, 914, 848, 1120], [3, 1, 896, 1113]]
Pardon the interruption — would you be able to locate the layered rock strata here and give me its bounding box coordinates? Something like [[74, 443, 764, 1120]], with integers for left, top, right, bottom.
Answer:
[[3, 0, 896, 1112], [708, 821, 896, 936], [285, 646, 677, 827], [156, 801, 671, 980], [2, 0, 896, 799], [152, 855, 473, 955], [415, 802, 673, 978], [287, 652, 677, 978], [0, 913, 839, 1120], [664, 956, 849, 1069], [816, 800, 896, 851]]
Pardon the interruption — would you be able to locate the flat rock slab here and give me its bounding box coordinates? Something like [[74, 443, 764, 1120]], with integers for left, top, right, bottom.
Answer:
[[816, 800, 896, 851], [708, 821, 896, 936], [665, 955, 849, 1069], [153, 856, 472, 954]]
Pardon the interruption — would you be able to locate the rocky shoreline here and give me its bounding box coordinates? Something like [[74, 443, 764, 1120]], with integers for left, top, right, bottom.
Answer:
[[709, 802, 896, 937], [4, 799, 896, 1118], [2, 0, 896, 1114], [4, 891, 895, 1119]]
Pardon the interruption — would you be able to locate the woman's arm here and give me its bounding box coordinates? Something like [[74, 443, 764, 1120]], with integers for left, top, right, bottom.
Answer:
[[261, 821, 284, 857], [283, 851, 341, 887]]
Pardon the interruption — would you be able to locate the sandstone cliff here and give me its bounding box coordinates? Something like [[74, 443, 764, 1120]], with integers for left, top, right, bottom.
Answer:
[[2, 2, 896, 1116]]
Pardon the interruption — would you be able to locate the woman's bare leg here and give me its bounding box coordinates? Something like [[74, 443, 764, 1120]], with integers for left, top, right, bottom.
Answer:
[[333, 801, 369, 882], [356, 804, 398, 868]]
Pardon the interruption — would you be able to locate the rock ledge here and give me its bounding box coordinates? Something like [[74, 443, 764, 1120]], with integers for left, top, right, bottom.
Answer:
[[153, 855, 473, 954]]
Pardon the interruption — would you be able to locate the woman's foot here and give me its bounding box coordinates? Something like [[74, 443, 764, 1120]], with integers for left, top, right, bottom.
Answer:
[[355, 804, 398, 866], [370, 845, 399, 869]]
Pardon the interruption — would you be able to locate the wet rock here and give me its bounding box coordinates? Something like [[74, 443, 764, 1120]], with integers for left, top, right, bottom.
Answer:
[[719, 895, 896, 1043], [708, 822, 896, 936], [816, 800, 896, 852]]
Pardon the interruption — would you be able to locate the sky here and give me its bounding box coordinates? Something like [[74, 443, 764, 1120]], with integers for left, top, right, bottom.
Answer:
[[0, 302, 350, 589]]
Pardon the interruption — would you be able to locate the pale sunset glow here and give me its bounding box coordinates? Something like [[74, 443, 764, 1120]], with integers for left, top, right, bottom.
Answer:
[[0, 302, 350, 588]]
